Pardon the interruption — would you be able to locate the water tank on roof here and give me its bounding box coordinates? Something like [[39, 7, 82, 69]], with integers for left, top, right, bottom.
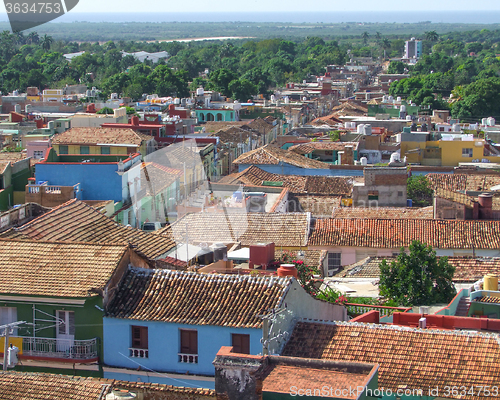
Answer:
[[48, 121, 54, 130], [406, 115, 413, 121], [284, 96, 289, 104], [397, 96, 402, 102], [357, 124, 365, 134], [303, 80, 307, 84], [482, 118, 488, 126], [364, 124, 372, 135], [196, 87, 204, 96], [174, 98, 180, 105], [211, 243, 227, 262], [13, 90, 19, 96], [382, 95, 388, 103], [111, 93, 118, 100], [25, 104, 32, 113], [400, 105, 406, 112], [14, 104, 21, 113], [487, 117, 496, 126], [270, 95, 275, 103], [388, 95, 393, 102], [484, 274, 499, 291], [86, 90, 92, 97], [360, 157, 368, 166], [452, 123, 461, 132], [302, 97, 307, 101], [196, 246, 214, 265], [345, 122, 351, 129], [350, 122, 356, 129]]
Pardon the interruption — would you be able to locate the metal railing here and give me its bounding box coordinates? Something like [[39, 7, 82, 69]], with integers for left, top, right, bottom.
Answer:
[[22, 337, 98, 360], [129, 347, 149, 359], [345, 303, 412, 317], [178, 353, 198, 364]]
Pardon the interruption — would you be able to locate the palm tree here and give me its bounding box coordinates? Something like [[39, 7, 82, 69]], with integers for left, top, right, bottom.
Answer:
[[381, 38, 391, 59], [40, 34, 53, 51], [425, 31, 439, 42], [375, 31, 382, 42], [27, 32, 39, 45], [361, 31, 369, 45], [14, 31, 25, 45]]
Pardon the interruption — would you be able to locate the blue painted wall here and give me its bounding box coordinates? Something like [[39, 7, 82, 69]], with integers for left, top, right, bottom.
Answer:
[[103, 318, 262, 376], [237, 163, 365, 177], [35, 163, 125, 201]]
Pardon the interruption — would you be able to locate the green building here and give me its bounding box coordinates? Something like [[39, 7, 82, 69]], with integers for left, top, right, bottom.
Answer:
[[0, 239, 152, 366]]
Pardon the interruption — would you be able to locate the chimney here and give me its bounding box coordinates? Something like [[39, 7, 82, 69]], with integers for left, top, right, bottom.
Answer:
[[478, 193, 493, 220], [131, 116, 140, 126], [277, 263, 298, 279]]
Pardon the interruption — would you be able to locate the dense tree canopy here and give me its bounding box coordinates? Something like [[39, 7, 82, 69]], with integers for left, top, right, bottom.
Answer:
[[379, 241, 456, 307]]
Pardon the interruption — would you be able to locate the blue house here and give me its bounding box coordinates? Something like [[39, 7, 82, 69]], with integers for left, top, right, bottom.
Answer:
[[103, 268, 346, 377], [233, 144, 336, 177]]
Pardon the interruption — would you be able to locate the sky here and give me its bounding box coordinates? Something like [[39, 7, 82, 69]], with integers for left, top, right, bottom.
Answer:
[[1, 0, 500, 15]]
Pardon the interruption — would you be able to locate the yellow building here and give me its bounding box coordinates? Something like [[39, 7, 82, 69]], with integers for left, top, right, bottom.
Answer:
[[51, 127, 144, 156], [402, 138, 500, 166]]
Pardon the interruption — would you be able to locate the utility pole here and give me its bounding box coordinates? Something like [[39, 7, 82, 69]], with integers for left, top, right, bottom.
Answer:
[[1, 321, 25, 371]]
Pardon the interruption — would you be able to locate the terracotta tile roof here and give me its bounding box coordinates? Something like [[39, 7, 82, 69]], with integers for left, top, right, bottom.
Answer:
[[0, 372, 111, 400], [332, 206, 434, 219], [202, 121, 249, 133], [0, 239, 128, 298], [288, 193, 342, 216], [434, 187, 475, 208], [336, 256, 395, 278], [209, 127, 259, 144], [262, 365, 369, 398], [218, 166, 352, 195], [474, 296, 500, 304], [159, 256, 188, 268], [246, 117, 274, 134], [0, 152, 27, 162], [310, 113, 344, 126], [105, 267, 292, 328], [308, 218, 500, 249], [331, 101, 368, 117], [160, 212, 309, 247], [218, 166, 308, 192], [0, 162, 9, 175], [107, 380, 215, 398], [233, 145, 330, 169], [274, 249, 327, 270], [289, 142, 359, 155], [427, 173, 500, 192], [282, 321, 500, 399], [0, 200, 176, 259], [337, 256, 500, 282], [51, 127, 143, 146]]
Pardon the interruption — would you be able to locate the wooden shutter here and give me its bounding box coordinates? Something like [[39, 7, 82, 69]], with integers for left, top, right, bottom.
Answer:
[[232, 334, 250, 354], [68, 311, 75, 335], [180, 330, 198, 354], [132, 326, 148, 349]]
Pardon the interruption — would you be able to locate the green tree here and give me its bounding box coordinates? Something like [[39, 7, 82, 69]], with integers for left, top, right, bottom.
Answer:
[[228, 78, 257, 102], [379, 241, 456, 307], [388, 61, 406, 74], [40, 34, 53, 51], [425, 31, 439, 43], [407, 175, 433, 207], [97, 107, 114, 114], [361, 31, 369, 45]]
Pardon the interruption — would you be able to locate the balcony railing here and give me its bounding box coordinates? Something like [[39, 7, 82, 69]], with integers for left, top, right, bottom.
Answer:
[[178, 353, 198, 364], [129, 347, 149, 359], [345, 303, 412, 317], [22, 337, 98, 360]]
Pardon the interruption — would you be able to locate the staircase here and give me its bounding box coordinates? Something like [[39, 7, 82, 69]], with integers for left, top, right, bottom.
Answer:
[[456, 297, 471, 317]]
